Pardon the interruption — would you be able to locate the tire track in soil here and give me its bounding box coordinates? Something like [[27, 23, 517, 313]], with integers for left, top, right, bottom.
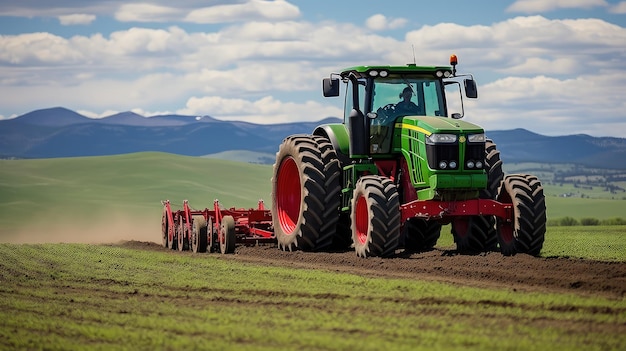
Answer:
[[123, 241, 626, 299]]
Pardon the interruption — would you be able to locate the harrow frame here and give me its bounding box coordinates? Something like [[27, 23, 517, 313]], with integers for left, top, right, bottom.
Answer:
[[161, 199, 274, 254]]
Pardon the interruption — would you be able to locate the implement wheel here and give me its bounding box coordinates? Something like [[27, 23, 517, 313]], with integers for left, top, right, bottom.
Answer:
[[177, 220, 188, 251], [168, 220, 178, 250], [496, 174, 546, 256], [271, 135, 341, 252], [351, 175, 401, 258], [220, 215, 236, 254], [191, 216, 207, 253], [161, 211, 169, 248], [207, 217, 217, 253]]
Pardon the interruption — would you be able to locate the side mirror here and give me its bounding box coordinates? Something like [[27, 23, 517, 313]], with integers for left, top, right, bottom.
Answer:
[[323, 78, 340, 97], [464, 79, 478, 99]]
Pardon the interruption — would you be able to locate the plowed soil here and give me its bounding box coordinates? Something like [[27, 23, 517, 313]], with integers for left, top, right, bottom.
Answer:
[[125, 241, 626, 299]]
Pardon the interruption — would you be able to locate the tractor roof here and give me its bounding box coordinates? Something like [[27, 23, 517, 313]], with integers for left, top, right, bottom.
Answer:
[[339, 64, 453, 79]]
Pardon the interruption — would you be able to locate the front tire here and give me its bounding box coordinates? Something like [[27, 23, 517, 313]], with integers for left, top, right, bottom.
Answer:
[[351, 175, 401, 258]]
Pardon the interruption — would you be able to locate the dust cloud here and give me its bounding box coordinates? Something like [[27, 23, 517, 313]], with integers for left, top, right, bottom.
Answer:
[[3, 212, 161, 245]]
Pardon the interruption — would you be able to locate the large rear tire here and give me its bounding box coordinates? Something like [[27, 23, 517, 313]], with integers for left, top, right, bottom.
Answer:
[[271, 135, 341, 252], [314, 135, 350, 250], [351, 175, 401, 258], [191, 216, 207, 253], [482, 139, 504, 199], [452, 216, 496, 254], [496, 174, 546, 256]]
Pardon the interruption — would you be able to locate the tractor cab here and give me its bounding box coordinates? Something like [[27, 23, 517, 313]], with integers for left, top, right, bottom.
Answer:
[[323, 56, 478, 156]]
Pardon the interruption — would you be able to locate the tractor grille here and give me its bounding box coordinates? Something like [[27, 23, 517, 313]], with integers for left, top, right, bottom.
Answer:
[[465, 143, 485, 170], [426, 143, 459, 170]]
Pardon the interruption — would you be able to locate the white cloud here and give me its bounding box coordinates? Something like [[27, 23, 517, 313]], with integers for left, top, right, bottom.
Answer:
[[114, 3, 184, 22], [0, 10, 625, 136], [365, 14, 407, 31], [58, 13, 96, 25], [0, 33, 84, 65], [507, 0, 608, 13], [469, 73, 626, 136], [178, 95, 341, 124], [185, 0, 300, 23]]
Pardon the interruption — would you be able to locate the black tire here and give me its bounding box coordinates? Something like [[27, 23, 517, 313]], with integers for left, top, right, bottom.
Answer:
[[482, 139, 504, 199], [451, 216, 496, 254], [168, 219, 178, 250], [161, 211, 169, 248], [191, 216, 207, 253], [403, 218, 441, 252], [207, 217, 217, 253], [271, 135, 340, 252], [314, 135, 350, 250], [332, 213, 353, 251], [496, 174, 546, 256], [220, 215, 236, 254], [177, 220, 188, 251], [351, 175, 401, 258]]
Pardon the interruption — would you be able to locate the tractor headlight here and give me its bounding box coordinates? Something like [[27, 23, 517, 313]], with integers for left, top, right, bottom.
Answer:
[[426, 133, 457, 145], [449, 161, 458, 169], [468, 133, 486, 143], [439, 161, 448, 169], [466, 161, 475, 169], [475, 161, 483, 168]]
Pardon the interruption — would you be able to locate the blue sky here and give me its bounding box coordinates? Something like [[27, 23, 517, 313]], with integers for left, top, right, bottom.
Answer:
[[0, 0, 625, 137]]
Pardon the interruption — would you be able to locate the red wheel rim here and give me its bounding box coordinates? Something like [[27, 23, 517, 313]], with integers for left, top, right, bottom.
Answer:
[[355, 195, 369, 245], [276, 157, 301, 235]]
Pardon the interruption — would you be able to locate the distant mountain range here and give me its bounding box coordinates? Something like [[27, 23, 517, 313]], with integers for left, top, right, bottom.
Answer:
[[2, 107, 626, 169]]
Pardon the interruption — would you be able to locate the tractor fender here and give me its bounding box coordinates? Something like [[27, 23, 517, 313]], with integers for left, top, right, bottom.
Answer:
[[313, 124, 351, 166]]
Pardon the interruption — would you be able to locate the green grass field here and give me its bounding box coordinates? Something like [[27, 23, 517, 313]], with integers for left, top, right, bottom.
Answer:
[[0, 243, 624, 351]]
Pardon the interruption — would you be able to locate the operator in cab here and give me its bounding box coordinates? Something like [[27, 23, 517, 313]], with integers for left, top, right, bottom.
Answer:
[[395, 86, 421, 115]]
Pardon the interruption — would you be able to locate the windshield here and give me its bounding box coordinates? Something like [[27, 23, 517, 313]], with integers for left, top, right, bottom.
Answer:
[[372, 78, 447, 118]]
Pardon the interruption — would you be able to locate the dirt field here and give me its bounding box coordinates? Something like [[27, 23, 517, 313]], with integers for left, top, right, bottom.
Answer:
[[126, 241, 626, 300]]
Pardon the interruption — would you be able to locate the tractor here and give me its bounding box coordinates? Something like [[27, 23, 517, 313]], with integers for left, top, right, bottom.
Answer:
[[271, 55, 546, 257]]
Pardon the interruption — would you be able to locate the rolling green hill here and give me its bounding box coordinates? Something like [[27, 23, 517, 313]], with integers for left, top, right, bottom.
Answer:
[[1, 152, 624, 243], [0, 153, 272, 242]]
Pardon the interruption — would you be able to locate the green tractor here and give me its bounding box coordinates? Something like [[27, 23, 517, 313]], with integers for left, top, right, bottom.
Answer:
[[271, 55, 546, 257]]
